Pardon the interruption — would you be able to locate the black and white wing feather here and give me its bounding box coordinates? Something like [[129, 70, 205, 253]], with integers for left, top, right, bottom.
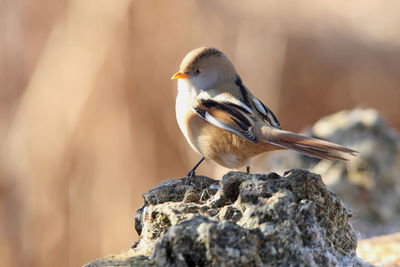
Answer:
[[192, 99, 259, 143], [234, 76, 281, 129], [251, 97, 281, 129]]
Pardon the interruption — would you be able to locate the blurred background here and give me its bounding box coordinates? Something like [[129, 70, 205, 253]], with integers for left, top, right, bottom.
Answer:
[[1, 0, 400, 266]]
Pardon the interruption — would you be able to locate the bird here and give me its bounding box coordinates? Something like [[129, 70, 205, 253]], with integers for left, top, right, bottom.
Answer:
[[171, 47, 357, 178]]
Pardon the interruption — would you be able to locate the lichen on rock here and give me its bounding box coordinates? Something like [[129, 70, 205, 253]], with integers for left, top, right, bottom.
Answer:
[[85, 170, 372, 266]]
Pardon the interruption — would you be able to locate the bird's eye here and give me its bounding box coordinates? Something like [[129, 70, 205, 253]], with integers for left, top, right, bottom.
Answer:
[[194, 69, 201, 75]]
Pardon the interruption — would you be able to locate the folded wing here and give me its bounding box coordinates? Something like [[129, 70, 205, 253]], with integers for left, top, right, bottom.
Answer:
[[251, 97, 281, 129], [192, 99, 259, 143]]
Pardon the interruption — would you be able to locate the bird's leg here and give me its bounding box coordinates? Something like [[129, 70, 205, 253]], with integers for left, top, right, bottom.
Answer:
[[187, 157, 205, 182], [246, 166, 250, 174]]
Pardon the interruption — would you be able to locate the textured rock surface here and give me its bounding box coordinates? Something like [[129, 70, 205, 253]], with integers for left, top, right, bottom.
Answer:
[[265, 108, 400, 237], [85, 170, 372, 266]]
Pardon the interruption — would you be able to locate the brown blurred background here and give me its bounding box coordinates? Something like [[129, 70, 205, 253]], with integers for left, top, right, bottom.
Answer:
[[1, 1, 400, 266]]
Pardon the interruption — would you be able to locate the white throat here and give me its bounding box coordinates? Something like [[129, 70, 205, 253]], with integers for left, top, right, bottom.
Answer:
[[177, 79, 200, 100]]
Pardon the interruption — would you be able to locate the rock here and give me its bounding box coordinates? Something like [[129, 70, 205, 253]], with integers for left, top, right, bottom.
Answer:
[[85, 170, 372, 266], [264, 108, 400, 238]]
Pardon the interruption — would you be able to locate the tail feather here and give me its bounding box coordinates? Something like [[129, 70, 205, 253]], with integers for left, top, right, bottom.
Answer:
[[261, 127, 358, 161]]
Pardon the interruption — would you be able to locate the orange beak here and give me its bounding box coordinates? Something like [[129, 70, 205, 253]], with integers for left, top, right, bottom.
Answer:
[[171, 71, 188, 80]]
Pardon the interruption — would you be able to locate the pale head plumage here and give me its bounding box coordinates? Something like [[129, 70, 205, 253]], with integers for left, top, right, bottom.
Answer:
[[174, 47, 238, 90]]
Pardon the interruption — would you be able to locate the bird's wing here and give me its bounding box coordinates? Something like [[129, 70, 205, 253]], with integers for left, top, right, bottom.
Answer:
[[192, 98, 259, 143], [250, 97, 281, 129], [233, 76, 281, 129]]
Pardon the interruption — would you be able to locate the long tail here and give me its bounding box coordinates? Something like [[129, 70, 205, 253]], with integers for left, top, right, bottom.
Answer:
[[261, 126, 358, 161]]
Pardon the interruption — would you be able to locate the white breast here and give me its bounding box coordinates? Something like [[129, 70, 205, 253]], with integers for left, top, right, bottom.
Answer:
[[175, 80, 201, 154]]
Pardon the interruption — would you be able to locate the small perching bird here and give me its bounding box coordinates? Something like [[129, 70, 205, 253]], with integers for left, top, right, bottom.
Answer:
[[172, 47, 357, 178]]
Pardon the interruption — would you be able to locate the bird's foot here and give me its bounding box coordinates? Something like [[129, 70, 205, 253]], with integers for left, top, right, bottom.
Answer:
[[185, 157, 205, 185], [246, 166, 250, 174], [186, 170, 195, 185]]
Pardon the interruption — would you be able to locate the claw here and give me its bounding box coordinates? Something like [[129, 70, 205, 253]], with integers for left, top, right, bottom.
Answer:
[[185, 157, 205, 185], [187, 170, 195, 179], [186, 170, 195, 185]]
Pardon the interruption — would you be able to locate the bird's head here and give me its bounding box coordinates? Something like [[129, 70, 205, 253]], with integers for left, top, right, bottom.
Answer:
[[171, 47, 237, 91]]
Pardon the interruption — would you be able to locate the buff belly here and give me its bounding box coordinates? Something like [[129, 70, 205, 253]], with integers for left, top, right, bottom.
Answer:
[[185, 111, 269, 168]]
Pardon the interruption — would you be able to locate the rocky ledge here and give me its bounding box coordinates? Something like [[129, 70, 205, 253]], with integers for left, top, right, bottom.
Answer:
[[264, 109, 400, 237], [85, 170, 372, 266]]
